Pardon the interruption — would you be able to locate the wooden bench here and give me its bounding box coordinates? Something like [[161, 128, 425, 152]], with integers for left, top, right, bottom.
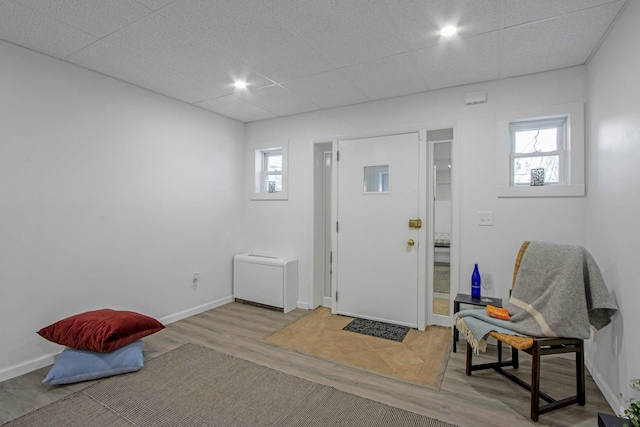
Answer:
[[463, 241, 586, 422]]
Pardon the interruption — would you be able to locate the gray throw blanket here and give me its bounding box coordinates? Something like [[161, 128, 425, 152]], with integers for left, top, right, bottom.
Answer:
[[455, 241, 617, 353], [455, 310, 526, 353]]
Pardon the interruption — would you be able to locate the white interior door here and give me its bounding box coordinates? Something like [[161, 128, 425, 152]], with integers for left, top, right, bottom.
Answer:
[[335, 132, 420, 327]]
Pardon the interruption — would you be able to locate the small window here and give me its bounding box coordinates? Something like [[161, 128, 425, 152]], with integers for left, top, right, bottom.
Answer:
[[496, 102, 585, 198], [510, 117, 566, 186], [263, 149, 283, 193], [253, 145, 288, 200], [363, 165, 389, 193]]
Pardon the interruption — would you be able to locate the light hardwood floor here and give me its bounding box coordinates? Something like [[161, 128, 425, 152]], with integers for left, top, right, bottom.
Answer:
[[0, 302, 615, 426]]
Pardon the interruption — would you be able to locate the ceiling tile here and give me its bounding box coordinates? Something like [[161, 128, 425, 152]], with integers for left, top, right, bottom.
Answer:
[[0, 0, 626, 119], [239, 85, 320, 117], [14, 0, 151, 38], [0, 0, 97, 58], [159, 0, 333, 82], [196, 95, 277, 123], [67, 40, 220, 103], [339, 53, 428, 101], [503, 0, 621, 27], [105, 14, 272, 96], [133, 0, 174, 11], [282, 71, 370, 109], [412, 32, 500, 91], [500, 2, 625, 78], [264, 0, 405, 68], [385, 0, 502, 51]]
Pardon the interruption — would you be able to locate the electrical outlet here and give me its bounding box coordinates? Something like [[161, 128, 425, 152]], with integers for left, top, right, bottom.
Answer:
[[192, 272, 199, 288], [478, 211, 494, 226]]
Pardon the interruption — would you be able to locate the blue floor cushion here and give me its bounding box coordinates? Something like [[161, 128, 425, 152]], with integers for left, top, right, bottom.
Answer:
[[42, 339, 144, 385]]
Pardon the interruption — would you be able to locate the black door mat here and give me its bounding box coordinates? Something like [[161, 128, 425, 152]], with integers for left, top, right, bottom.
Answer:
[[342, 318, 410, 342]]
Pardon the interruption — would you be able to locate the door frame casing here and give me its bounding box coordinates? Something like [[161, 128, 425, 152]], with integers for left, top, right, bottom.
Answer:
[[427, 133, 457, 327], [417, 130, 428, 330], [309, 123, 458, 330]]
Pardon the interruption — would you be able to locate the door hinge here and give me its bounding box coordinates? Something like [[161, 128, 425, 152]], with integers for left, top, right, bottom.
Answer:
[[330, 251, 332, 263], [335, 291, 338, 302], [336, 221, 339, 232], [336, 151, 340, 161]]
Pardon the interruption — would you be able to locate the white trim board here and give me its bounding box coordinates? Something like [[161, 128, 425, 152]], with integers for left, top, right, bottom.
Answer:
[[158, 295, 233, 325], [586, 357, 625, 417], [0, 295, 233, 383]]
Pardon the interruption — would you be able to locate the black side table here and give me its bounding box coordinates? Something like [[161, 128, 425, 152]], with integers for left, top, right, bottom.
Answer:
[[452, 293, 502, 353], [598, 412, 628, 427]]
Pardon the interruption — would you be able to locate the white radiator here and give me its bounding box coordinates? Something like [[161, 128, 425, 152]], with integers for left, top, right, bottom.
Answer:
[[233, 253, 298, 313]]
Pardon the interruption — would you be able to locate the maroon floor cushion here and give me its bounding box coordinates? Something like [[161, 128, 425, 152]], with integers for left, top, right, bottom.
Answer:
[[37, 308, 164, 352]]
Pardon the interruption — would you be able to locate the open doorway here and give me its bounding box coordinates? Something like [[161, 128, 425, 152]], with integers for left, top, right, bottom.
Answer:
[[312, 142, 332, 309], [431, 133, 452, 316], [428, 128, 455, 327]]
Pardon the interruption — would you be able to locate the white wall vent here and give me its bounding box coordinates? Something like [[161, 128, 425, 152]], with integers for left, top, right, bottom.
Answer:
[[465, 91, 488, 106]]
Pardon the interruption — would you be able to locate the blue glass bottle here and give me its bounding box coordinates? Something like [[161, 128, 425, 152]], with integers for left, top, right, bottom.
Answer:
[[471, 263, 481, 298]]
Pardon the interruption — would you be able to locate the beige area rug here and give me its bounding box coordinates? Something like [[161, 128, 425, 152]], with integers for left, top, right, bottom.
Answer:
[[266, 307, 452, 389], [6, 344, 459, 427]]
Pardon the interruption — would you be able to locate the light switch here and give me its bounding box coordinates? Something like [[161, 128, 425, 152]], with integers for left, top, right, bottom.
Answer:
[[478, 211, 494, 226]]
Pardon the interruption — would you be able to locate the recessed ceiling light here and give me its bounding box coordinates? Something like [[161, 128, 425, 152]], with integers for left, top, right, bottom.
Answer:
[[440, 26, 457, 37], [233, 80, 247, 90]]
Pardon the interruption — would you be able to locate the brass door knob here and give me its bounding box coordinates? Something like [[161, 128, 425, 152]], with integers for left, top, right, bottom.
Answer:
[[407, 239, 415, 246]]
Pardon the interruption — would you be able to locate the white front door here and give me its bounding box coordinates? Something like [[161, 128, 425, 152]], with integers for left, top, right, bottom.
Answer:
[[335, 132, 420, 327]]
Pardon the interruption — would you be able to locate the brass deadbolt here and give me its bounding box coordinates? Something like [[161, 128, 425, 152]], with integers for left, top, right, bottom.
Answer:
[[408, 219, 422, 229]]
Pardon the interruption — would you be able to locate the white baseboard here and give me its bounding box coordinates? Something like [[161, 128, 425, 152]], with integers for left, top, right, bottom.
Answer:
[[323, 296, 332, 307], [0, 351, 61, 383], [297, 301, 310, 310], [585, 357, 624, 416], [0, 296, 234, 383], [159, 295, 233, 325]]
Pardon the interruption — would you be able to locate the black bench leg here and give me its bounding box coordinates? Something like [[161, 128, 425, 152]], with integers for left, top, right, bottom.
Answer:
[[531, 342, 541, 422], [466, 342, 473, 376], [577, 341, 586, 405]]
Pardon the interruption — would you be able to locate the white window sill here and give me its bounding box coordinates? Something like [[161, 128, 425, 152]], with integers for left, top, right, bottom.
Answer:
[[251, 191, 288, 201], [497, 184, 584, 198]]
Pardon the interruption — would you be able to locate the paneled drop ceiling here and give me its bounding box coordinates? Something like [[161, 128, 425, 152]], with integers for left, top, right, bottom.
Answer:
[[0, 0, 627, 123]]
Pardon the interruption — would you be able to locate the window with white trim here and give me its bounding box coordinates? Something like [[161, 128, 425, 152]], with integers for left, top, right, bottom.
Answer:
[[496, 102, 585, 198], [252, 145, 288, 200], [510, 116, 567, 186]]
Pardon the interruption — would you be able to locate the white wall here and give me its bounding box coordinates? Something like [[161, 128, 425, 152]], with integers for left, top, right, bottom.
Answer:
[[586, 0, 640, 412], [0, 41, 245, 380], [245, 66, 589, 309]]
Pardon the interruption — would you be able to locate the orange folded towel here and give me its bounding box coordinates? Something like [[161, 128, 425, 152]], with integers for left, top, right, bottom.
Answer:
[[487, 305, 510, 320]]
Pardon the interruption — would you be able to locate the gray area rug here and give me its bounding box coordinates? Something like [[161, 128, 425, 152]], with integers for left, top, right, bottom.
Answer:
[[343, 317, 410, 342], [6, 344, 458, 427]]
